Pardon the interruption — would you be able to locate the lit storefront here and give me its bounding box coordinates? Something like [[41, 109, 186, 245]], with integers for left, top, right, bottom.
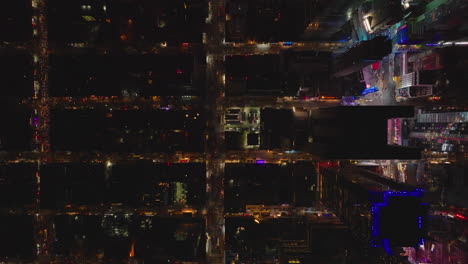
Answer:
[[387, 118, 403, 145]]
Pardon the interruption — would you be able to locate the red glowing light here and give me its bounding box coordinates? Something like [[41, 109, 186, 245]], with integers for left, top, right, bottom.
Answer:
[[317, 162, 339, 170], [398, 24, 407, 31], [176, 69, 182, 74], [372, 62, 380, 70], [455, 214, 466, 220]]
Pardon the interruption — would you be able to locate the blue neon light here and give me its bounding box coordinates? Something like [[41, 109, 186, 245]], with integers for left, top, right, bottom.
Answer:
[[383, 238, 393, 255], [371, 189, 425, 254], [256, 160, 265, 164], [419, 238, 425, 246], [396, 26, 408, 44], [361, 86, 379, 95]]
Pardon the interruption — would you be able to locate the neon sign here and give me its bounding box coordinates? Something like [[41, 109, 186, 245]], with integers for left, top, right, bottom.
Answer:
[[361, 86, 379, 95], [370, 189, 426, 255]]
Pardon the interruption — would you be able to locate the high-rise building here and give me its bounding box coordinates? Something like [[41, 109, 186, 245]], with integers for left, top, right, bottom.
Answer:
[[306, 106, 422, 159]]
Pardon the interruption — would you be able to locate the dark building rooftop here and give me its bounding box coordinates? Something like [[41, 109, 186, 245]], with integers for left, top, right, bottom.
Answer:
[[225, 163, 316, 213], [225, 55, 283, 95], [41, 163, 106, 209], [0, 216, 34, 259], [306, 106, 422, 159], [50, 54, 203, 96], [50, 109, 205, 152], [0, 0, 31, 41], [48, 0, 207, 45], [0, 49, 32, 98], [226, 0, 307, 42], [0, 101, 32, 151], [0, 164, 35, 209]]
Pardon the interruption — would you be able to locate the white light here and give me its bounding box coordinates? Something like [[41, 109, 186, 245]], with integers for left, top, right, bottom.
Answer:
[[106, 161, 112, 168], [103, 5, 107, 12], [363, 17, 372, 32], [442, 41, 468, 46], [257, 43, 270, 49], [346, 9, 352, 20]]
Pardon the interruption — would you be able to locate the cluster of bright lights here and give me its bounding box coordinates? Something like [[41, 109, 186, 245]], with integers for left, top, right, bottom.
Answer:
[[435, 211, 467, 220], [31, 0, 50, 157], [31, 2, 52, 257], [442, 41, 468, 46]]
